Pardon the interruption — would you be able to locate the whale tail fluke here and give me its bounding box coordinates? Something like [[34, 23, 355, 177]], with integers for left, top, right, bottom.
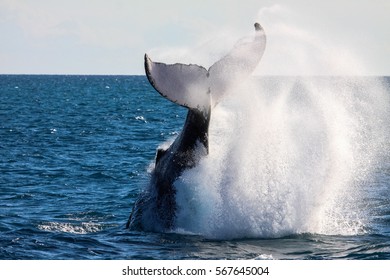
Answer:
[[144, 54, 210, 112], [144, 23, 266, 110], [208, 23, 266, 105]]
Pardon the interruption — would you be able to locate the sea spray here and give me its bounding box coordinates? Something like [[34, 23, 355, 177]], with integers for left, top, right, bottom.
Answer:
[[175, 76, 389, 239]]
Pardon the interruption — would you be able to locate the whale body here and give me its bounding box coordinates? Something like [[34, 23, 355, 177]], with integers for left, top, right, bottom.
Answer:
[[126, 23, 266, 231]]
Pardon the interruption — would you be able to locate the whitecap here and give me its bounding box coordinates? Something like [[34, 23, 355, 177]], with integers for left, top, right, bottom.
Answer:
[[253, 254, 275, 260], [38, 222, 103, 234], [135, 116, 147, 123]]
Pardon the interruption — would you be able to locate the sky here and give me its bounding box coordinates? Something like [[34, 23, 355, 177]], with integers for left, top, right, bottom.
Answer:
[[0, 0, 389, 75]]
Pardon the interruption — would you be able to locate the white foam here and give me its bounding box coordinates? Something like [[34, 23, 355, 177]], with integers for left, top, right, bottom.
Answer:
[[253, 254, 275, 260], [38, 222, 103, 234], [135, 116, 147, 123], [175, 77, 389, 239]]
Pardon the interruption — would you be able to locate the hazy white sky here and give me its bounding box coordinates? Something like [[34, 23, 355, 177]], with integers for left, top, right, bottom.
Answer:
[[0, 0, 389, 75]]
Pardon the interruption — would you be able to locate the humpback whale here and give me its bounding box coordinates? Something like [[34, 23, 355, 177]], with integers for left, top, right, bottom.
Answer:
[[127, 23, 266, 231]]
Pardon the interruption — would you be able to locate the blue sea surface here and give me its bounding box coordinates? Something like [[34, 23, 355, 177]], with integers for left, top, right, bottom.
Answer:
[[0, 75, 389, 259]]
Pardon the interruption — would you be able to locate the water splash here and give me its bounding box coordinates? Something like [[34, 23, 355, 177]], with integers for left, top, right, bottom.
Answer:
[[146, 14, 390, 239], [175, 76, 389, 239]]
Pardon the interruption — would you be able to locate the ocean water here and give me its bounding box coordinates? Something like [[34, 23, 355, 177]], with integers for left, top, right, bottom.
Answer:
[[0, 75, 389, 259]]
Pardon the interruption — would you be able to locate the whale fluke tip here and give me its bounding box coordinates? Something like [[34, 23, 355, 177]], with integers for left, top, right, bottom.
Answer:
[[254, 22, 262, 31]]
